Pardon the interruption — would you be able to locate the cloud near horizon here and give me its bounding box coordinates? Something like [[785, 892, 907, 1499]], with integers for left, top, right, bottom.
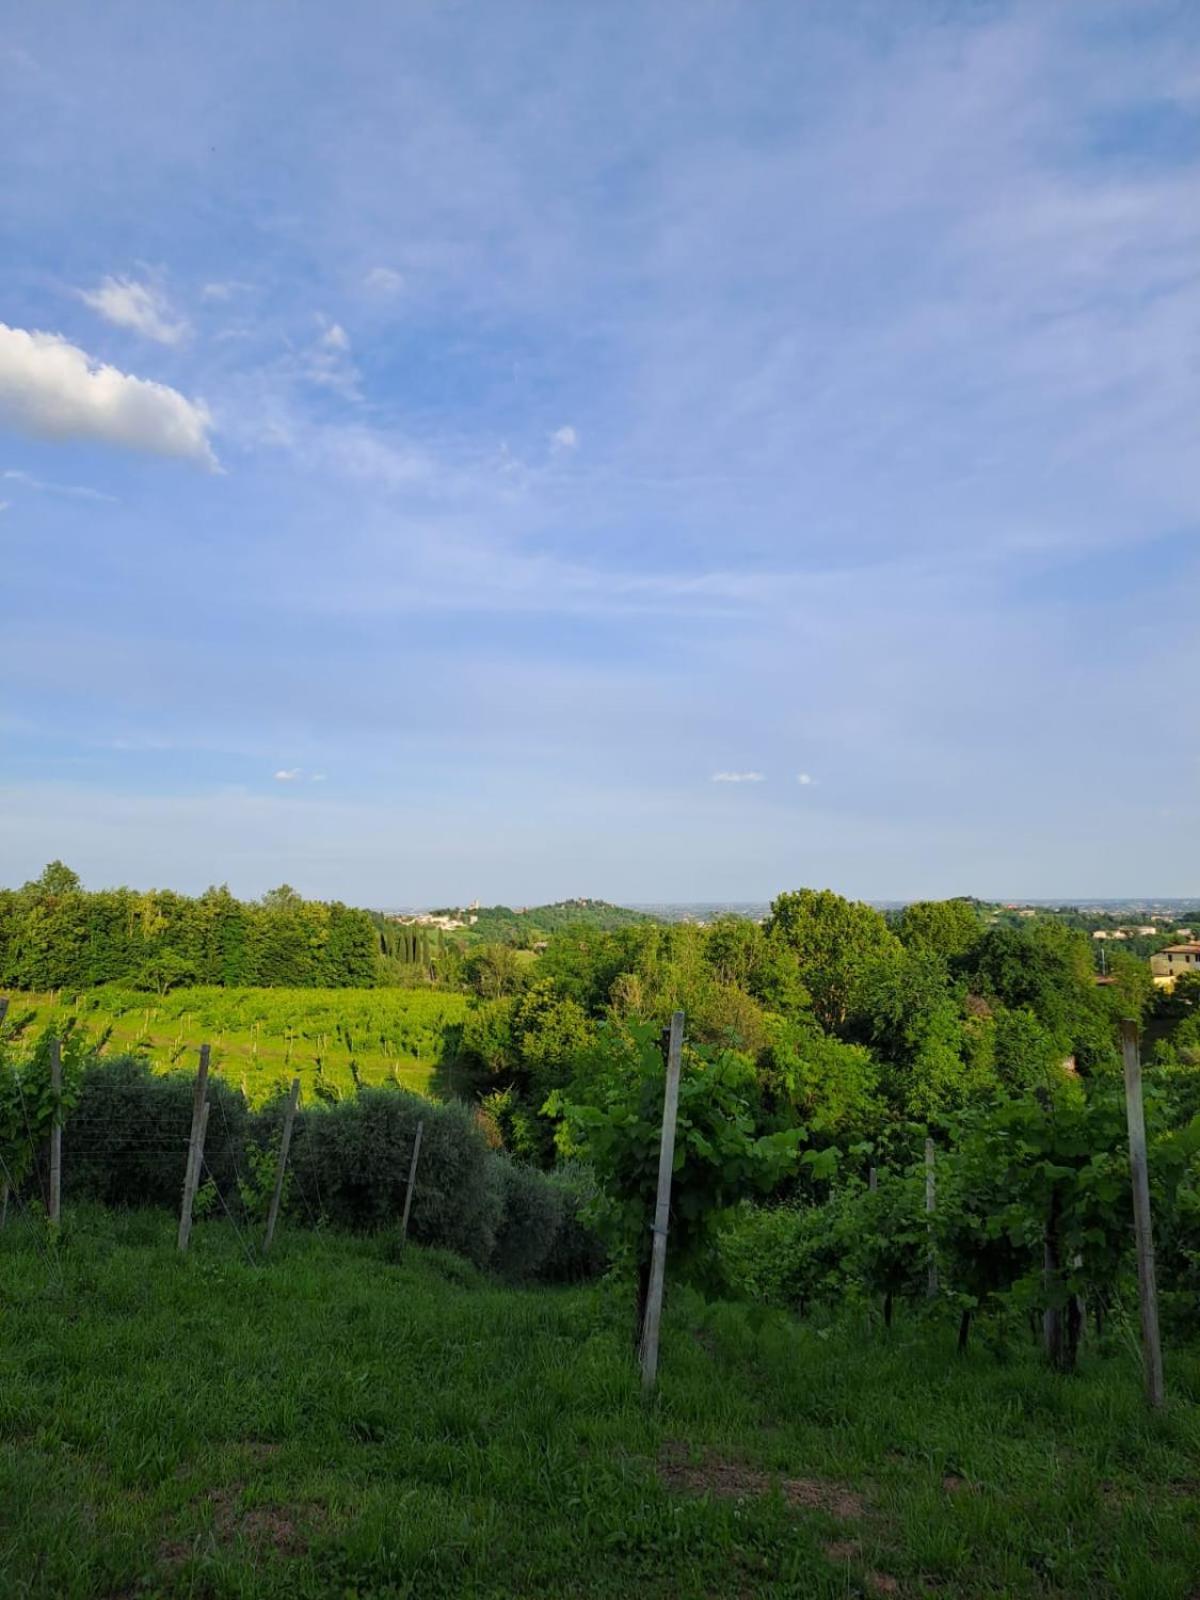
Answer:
[[712, 771, 765, 784], [0, 323, 217, 467]]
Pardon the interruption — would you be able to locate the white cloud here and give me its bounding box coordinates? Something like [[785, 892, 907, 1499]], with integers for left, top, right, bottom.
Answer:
[[3, 468, 117, 503], [274, 768, 302, 782], [796, 772, 815, 786], [364, 266, 404, 294], [78, 276, 189, 345], [302, 317, 361, 399], [0, 500, 9, 513], [550, 424, 578, 452], [711, 771, 764, 783], [0, 324, 217, 468], [201, 280, 250, 302], [309, 772, 328, 783]]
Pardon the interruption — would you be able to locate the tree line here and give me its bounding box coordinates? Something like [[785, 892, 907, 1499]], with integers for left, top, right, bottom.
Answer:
[[0, 863, 380, 992]]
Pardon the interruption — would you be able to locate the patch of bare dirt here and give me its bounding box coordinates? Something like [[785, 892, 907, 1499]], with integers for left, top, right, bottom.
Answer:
[[159, 1483, 326, 1566], [867, 1574, 900, 1595], [942, 1473, 968, 1493], [823, 1540, 861, 1561], [659, 1443, 866, 1520]]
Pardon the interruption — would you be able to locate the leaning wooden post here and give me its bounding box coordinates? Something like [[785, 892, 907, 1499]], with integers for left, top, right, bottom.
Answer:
[[640, 1009, 685, 1395], [399, 1119, 425, 1246], [263, 1076, 301, 1255], [1120, 1020, 1164, 1408], [48, 1037, 62, 1225], [178, 1044, 211, 1253], [0, 996, 9, 1026], [925, 1137, 938, 1297]]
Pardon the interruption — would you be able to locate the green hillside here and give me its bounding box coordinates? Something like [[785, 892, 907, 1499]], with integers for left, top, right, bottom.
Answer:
[[12, 986, 470, 1103], [2, 1209, 1198, 1599], [458, 898, 651, 945]]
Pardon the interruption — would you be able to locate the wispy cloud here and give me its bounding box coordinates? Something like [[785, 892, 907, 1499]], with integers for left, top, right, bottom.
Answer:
[[2, 4, 1197, 898], [0, 324, 217, 467], [201, 280, 250, 302], [273, 768, 302, 782], [3, 467, 118, 503], [78, 275, 189, 345], [300, 317, 361, 399], [364, 266, 404, 294]]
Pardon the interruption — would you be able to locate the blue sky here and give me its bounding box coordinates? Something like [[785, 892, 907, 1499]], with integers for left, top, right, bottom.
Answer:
[[1, 1, 1198, 905]]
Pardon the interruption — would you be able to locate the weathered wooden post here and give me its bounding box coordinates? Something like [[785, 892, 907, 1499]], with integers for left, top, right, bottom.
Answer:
[[1, 997, 11, 1231], [263, 1076, 301, 1255], [640, 1009, 685, 1395], [178, 1044, 211, 1253], [48, 1037, 62, 1226], [1120, 1020, 1164, 1408], [925, 1137, 938, 1297], [868, 1166, 878, 1192], [399, 1119, 424, 1246]]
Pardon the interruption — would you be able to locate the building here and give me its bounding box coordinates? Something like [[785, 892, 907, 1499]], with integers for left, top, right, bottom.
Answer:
[[1150, 942, 1200, 988]]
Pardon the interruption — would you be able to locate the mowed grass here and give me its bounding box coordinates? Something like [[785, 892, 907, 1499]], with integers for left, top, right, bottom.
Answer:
[[2, 1210, 1200, 1598], [11, 988, 472, 1103]]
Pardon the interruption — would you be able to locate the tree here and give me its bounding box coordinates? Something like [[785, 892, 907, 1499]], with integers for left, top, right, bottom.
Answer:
[[897, 898, 982, 962], [759, 1017, 882, 1141], [133, 948, 197, 997], [765, 889, 900, 1033], [465, 943, 526, 1000], [24, 861, 82, 897], [261, 884, 302, 909]]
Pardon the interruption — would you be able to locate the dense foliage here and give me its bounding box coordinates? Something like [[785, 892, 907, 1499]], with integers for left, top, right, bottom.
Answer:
[[7, 865, 1200, 1369], [0, 864, 380, 991], [0, 1009, 602, 1286], [444, 898, 651, 947]]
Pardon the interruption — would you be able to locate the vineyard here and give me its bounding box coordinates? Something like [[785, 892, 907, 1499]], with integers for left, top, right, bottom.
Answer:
[[12, 987, 472, 1102]]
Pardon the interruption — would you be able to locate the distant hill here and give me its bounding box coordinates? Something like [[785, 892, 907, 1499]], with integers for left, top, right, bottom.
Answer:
[[461, 898, 651, 944]]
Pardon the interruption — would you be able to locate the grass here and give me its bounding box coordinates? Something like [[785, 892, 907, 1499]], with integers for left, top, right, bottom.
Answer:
[[11, 988, 472, 1104], [2, 1208, 1199, 1598]]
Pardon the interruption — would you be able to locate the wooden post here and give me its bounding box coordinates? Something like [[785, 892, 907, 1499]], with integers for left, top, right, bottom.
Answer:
[[399, 1119, 424, 1246], [2, 1000, 11, 1229], [178, 1044, 211, 1253], [1120, 1020, 1164, 1408], [263, 1077, 301, 1255], [48, 1037, 62, 1226], [925, 1137, 938, 1297], [640, 1009, 685, 1394], [868, 1166, 878, 1192]]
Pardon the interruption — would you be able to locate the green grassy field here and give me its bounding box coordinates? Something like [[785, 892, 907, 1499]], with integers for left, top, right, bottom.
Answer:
[[10, 988, 472, 1103], [2, 1208, 1199, 1598]]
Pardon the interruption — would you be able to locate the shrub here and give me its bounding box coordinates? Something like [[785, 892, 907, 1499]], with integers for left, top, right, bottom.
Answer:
[[491, 1155, 564, 1281], [62, 1055, 251, 1211], [717, 1200, 842, 1312], [541, 1162, 608, 1282], [290, 1086, 502, 1265]]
